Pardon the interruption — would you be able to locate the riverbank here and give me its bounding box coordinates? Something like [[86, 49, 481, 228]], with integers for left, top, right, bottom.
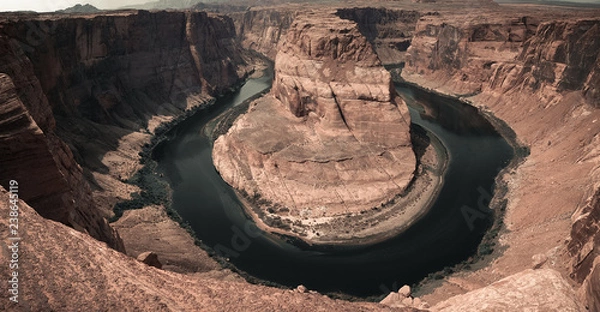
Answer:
[[393, 78, 527, 297], [108, 69, 262, 274], [209, 93, 449, 246], [112, 62, 519, 298], [399, 72, 600, 306]]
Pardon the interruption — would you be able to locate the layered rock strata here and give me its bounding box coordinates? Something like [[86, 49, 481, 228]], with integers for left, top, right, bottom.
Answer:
[[399, 9, 600, 308], [0, 45, 124, 251], [231, 8, 298, 59], [213, 12, 417, 243], [336, 7, 420, 65], [0, 10, 252, 258]]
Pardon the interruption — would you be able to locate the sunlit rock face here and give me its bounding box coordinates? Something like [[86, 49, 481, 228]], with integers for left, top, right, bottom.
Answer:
[[214, 12, 416, 220]]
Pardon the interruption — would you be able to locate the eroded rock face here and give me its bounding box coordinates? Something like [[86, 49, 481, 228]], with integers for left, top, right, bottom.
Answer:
[[405, 14, 600, 107], [567, 186, 600, 283], [568, 185, 600, 310], [0, 58, 124, 251], [232, 8, 298, 59], [515, 20, 600, 107], [213, 12, 415, 238], [0, 11, 248, 126], [405, 13, 539, 94], [585, 259, 600, 312], [0, 10, 252, 252]]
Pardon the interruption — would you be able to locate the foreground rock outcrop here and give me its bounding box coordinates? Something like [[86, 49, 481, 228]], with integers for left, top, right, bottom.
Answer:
[[0, 186, 413, 312], [213, 12, 417, 243]]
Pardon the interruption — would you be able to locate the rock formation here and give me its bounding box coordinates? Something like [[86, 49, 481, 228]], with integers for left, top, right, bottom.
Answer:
[[231, 8, 298, 59], [137, 251, 163, 269], [568, 185, 600, 309], [0, 10, 252, 254], [0, 186, 413, 312], [399, 7, 600, 308], [0, 45, 124, 251], [336, 8, 420, 65], [213, 12, 416, 242]]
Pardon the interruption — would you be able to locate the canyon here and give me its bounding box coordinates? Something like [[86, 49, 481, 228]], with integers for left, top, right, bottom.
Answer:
[[1, 0, 600, 311]]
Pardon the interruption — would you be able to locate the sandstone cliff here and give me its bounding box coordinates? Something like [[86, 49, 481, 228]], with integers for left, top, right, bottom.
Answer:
[[568, 184, 600, 310], [213, 12, 416, 243], [400, 8, 600, 308], [232, 6, 421, 65], [231, 8, 298, 59], [0, 10, 252, 255], [0, 37, 124, 251], [336, 7, 420, 65]]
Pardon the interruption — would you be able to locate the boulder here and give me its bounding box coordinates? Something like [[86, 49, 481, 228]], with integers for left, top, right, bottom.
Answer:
[[137, 251, 163, 269]]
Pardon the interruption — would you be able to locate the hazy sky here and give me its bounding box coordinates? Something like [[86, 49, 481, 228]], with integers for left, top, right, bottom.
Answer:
[[0, 0, 150, 12], [0, 0, 599, 12]]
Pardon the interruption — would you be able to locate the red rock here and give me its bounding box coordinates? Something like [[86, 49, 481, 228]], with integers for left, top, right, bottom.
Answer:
[[137, 251, 163, 269], [213, 12, 416, 243]]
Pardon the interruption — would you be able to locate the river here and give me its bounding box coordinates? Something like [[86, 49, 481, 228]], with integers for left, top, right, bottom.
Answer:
[[152, 74, 514, 296]]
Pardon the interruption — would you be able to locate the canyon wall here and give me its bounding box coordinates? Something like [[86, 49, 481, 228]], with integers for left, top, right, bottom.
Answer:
[[336, 7, 420, 65], [0, 10, 251, 251], [0, 32, 125, 251], [401, 9, 600, 308], [569, 185, 600, 310], [0, 11, 248, 129], [405, 13, 539, 93], [231, 7, 420, 65], [231, 8, 298, 59], [405, 13, 600, 105]]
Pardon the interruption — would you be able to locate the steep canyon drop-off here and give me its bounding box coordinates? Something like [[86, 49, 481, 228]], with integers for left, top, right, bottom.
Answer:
[[1, 2, 600, 311]]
